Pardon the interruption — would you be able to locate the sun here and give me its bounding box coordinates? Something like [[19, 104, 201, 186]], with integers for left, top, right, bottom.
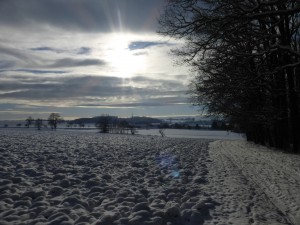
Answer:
[[105, 34, 146, 78]]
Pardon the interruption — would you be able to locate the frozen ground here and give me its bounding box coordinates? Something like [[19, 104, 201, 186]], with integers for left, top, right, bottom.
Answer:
[[137, 129, 244, 140], [0, 129, 299, 225], [59, 128, 244, 140]]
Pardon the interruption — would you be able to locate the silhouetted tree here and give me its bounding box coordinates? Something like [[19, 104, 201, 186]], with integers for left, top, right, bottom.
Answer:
[[95, 114, 112, 133], [158, 0, 300, 152], [129, 125, 137, 135], [159, 123, 170, 129], [25, 116, 34, 128], [35, 118, 43, 130], [159, 129, 166, 137], [117, 120, 129, 134], [48, 113, 62, 130]]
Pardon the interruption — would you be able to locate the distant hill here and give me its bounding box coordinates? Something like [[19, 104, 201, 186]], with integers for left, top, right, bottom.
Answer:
[[71, 116, 162, 125], [71, 117, 100, 124]]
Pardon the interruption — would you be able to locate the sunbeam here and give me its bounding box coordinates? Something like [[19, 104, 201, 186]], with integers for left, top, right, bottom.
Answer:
[[105, 33, 146, 78]]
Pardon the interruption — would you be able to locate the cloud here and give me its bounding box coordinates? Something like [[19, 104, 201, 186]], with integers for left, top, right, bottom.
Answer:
[[0, 60, 15, 69], [0, 0, 195, 119], [0, 45, 32, 62], [49, 58, 106, 68], [0, 0, 165, 32], [0, 75, 188, 108], [0, 45, 47, 72], [0, 75, 125, 100], [128, 41, 173, 51], [133, 52, 148, 56], [77, 47, 91, 55], [0, 69, 68, 74], [30, 46, 92, 55], [30, 47, 60, 52], [0, 44, 103, 70], [128, 76, 187, 90], [76, 96, 189, 108]]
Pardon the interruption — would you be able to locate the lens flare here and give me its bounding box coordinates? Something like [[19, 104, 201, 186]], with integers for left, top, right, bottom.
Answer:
[[156, 153, 180, 179]]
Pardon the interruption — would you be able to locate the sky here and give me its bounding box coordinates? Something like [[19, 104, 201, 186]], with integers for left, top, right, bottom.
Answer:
[[0, 0, 199, 120]]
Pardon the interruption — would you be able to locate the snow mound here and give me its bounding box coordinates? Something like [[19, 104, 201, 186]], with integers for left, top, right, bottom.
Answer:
[[0, 130, 217, 225], [0, 129, 298, 224]]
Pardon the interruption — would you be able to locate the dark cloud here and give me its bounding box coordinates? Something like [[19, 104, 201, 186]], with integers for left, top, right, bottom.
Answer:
[[30, 46, 92, 55], [0, 45, 31, 62], [77, 47, 91, 55], [0, 45, 41, 70], [0, 0, 165, 32], [0, 75, 129, 100], [1, 44, 105, 70], [0, 75, 188, 107], [0, 60, 15, 69], [49, 58, 106, 68], [0, 69, 68, 74], [30, 47, 57, 51], [30, 47, 64, 54], [128, 41, 173, 51]]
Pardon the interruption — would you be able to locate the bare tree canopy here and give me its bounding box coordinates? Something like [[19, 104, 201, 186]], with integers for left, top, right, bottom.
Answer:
[[95, 114, 113, 133], [25, 116, 34, 128], [35, 118, 43, 130], [158, 0, 300, 152], [48, 113, 63, 130]]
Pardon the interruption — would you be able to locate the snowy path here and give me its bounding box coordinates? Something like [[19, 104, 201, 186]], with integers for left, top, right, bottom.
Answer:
[[208, 140, 300, 225], [0, 130, 299, 225]]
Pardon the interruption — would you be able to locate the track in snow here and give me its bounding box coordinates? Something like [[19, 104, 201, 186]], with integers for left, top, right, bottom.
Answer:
[[208, 140, 300, 225]]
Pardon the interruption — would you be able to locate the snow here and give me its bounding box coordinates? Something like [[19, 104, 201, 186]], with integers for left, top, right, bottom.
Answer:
[[0, 129, 299, 225], [209, 140, 300, 224], [137, 129, 244, 140]]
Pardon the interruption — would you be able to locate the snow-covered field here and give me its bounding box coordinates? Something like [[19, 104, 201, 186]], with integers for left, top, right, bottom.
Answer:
[[137, 129, 244, 140], [0, 129, 299, 225]]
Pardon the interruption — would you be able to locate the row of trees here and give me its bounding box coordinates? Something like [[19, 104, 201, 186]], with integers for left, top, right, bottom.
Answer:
[[25, 113, 62, 130], [95, 114, 137, 134], [23, 114, 135, 133], [159, 0, 300, 152]]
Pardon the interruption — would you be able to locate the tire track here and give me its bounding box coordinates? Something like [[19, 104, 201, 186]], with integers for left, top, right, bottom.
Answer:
[[212, 140, 300, 225], [206, 140, 293, 225]]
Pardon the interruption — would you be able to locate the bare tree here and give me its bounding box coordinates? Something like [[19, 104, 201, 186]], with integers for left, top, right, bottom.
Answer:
[[35, 118, 43, 130], [25, 116, 34, 128], [48, 113, 62, 130], [158, 0, 300, 152], [118, 120, 129, 134], [159, 129, 166, 137], [95, 114, 112, 133]]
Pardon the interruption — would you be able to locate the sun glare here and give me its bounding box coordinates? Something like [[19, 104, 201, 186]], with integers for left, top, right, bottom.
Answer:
[[106, 34, 146, 78]]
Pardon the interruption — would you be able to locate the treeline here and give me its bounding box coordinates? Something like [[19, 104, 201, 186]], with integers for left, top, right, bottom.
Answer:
[[159, 120, 229, 130], [94, 115, 137, 134], [24, 113, 63, 130], [72, 116, 162, 126], [159, 1, 300, 152]]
